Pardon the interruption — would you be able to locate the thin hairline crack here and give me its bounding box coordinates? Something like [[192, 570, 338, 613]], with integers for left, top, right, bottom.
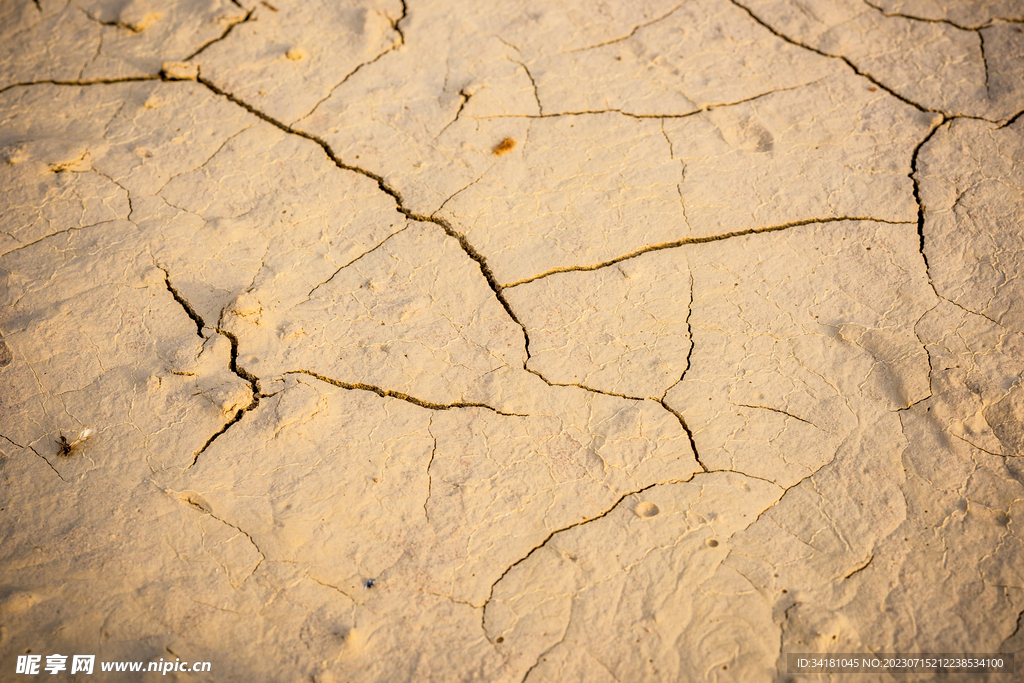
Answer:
[[565, 2, 685, 53], [502, 216, 916, 289], [475, 78, 824, 121], [293, 0, 408, 125], [480, 468, 786, 620], [184, 7, 255, 61], [287, 369, 529, 417]]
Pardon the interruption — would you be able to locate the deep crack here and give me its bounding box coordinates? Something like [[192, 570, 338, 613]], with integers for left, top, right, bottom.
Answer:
[[842, 554, 874, 579], [1001, 109, 1024, 129], [659, 400, 707, 472], [979, 29, 990, 94], [160, 267, 206, 337], [512, 59, 543, 115], [218, 328, 261, 410], [184, 324, 262, 469], [908, 116, 949, 292]]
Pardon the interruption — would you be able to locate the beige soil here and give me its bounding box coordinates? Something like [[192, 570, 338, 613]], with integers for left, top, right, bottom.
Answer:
[[1, 1, 1023, 681]]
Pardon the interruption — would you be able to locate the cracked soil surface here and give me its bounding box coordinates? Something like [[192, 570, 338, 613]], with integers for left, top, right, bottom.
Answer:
[[2, 0, 1024, 681]]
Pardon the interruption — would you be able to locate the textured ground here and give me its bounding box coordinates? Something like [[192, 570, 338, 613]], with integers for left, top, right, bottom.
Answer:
[[1, 0, 1024, 681]]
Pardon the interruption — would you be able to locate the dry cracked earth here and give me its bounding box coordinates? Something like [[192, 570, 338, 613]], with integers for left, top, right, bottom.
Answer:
[[1, 0, 1024, 681]]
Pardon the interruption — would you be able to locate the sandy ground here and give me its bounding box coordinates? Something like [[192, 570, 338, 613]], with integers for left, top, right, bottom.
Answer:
[[1, 0, 1024, 681]]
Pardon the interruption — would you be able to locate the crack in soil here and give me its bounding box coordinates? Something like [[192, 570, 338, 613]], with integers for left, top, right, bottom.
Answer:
[[0, 75, 159, 95], [908, 116, 950, 293], [863, 0, 1023, 31], [160, 267, 206, 337], [184, 7, 255, 61], [503, 216, 915, 289], [287, 369, 528, 417], [730, 0, 965, 117]]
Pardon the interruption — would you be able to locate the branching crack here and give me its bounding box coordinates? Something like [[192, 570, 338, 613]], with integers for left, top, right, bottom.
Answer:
[[481, 481, 667, 614], [185, 325, 262, 469], [287, 370, 528, 416], [193, 70, 816, 417], [3, 434, 66, 482], [191, 75, 632, 428], [436, 88, 472, 138], [730, 0, 937, 114], [194, 75, 531, 367], [183, 495, 265, 586], [862, 0, 1021, 31]]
